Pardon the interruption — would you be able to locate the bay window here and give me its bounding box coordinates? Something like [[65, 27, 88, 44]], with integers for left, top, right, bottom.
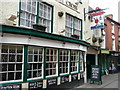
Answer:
[[0, 45, 23, 82]]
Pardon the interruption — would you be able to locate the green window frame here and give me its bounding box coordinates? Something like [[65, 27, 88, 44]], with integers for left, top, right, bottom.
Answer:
[[65, 13, 82, 40], [19, 0, 53, 33]]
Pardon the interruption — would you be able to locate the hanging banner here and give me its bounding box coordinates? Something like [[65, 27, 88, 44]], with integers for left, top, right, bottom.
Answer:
[[90, 11, 105, 17], [91, 24, 104, 30]]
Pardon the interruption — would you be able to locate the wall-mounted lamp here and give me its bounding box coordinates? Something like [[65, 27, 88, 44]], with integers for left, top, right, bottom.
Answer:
[[7, 14, 17, 22]]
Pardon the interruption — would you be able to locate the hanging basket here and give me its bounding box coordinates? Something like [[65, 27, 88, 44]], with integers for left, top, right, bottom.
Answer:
[[92, 37, 97, 43], [58, 11, 64, 17], [98, 38, 103, 43]]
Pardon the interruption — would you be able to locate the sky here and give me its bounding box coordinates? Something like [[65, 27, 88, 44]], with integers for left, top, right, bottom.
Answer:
[[89, 0, 120, 21]]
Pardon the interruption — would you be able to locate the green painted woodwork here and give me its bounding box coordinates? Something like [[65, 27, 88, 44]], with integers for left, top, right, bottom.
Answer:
[[23, 45, 28, 82], [0, 24, 90, 46], [43, 48, 46, 79]]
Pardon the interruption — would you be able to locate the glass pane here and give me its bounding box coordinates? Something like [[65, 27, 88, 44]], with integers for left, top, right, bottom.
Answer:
[[16, 72, 22, 80], [8, 72, 14, 80], [28, 55, 33, 62], [8, 64, 14, 71], [28, 63, 32, 70], [34, 55, 38, 62], [2, 64, 7, 71], [1, 54, 8, 62], [16, 64, 22, 70], [33, 63, 37, 69], [2, 45, 8, 53], [9, 46, 16, 53], [2, 73, 7, 81], [33, 71, 37, 77], [17, 46, 23, 53], [38, 63, 42, 69], [9, 55, 15, 62], [17, 55, 22, 62], [28, 71, 32, 78]]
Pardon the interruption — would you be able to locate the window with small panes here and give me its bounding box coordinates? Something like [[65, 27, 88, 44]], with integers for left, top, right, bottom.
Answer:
[[46, 48, 58, 76], [59, 49, 69, 74], [0, 45, 23, 82], [27, 46, 43, 79]]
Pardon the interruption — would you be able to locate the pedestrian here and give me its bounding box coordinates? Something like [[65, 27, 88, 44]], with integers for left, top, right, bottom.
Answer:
[[109, 64, 112, 74]]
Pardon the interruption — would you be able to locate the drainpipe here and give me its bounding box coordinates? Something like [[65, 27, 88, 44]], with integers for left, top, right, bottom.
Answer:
[[95, 54, 98, 65]]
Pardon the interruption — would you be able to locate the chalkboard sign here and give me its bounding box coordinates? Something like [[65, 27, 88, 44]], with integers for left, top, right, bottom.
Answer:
[[0, 84, 21, 90], [47, 78, 57, 87], [61, 75, 69, 84], [29, 81, 43, 90], [90, 65, 102, 84], [71, 74, 78, 81]]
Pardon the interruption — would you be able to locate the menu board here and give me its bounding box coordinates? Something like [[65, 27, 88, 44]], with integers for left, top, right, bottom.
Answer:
[[71, 74, 78, 81], [47, 78, 57, 87], [61, 75, 69, 84], [0, 84, 21, 90], [91, 65, 101, 82], [29, 81, 43, 90]]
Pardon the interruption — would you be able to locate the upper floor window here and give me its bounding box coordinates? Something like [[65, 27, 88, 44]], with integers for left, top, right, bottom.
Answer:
[[20, 0, 52, 33], [65, 14, 82, 39]]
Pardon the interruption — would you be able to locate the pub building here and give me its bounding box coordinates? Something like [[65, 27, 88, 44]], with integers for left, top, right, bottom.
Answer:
[[0, 0, 90, 89]]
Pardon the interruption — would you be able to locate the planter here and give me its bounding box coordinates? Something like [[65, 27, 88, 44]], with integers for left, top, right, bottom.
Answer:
[[58, 11, 64, 17], [71, 35, 79, 39], [33, 24, 46, 32]]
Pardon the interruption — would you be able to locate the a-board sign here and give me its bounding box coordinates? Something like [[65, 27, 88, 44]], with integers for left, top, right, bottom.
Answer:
[[90, 65, 102, 84], [71, 74, 78, 81], [47, 78, 57, 87], [29, 81, 43, 90], [61, 75, 69, 84], [0, 84, 21, 90]]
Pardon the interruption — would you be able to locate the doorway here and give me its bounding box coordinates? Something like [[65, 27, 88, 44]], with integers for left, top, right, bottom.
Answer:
[[86, 54, 95, 79]]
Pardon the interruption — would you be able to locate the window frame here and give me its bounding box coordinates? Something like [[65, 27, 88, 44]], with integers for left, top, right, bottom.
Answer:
[[65, 13, 82, 39], [19, 0, 53, 33], [0, 45, 23, 83], [46, 48, 58, 77], [59, 49, 70, 75], [27, 46, 44, 80]]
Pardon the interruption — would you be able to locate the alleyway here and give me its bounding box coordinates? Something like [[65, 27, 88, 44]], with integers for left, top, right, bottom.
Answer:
[[76, 73, 119, 88]]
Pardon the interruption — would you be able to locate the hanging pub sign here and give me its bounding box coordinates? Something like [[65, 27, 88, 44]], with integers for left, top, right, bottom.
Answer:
[[0, 84, 21, 90], [71, 74, 78, 81], [90, 65, 102, 85], [28, 81, 43, 90], [90, 7, 105, 30], [47, 78, 57, 87], [61, 75, 69, 84]]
